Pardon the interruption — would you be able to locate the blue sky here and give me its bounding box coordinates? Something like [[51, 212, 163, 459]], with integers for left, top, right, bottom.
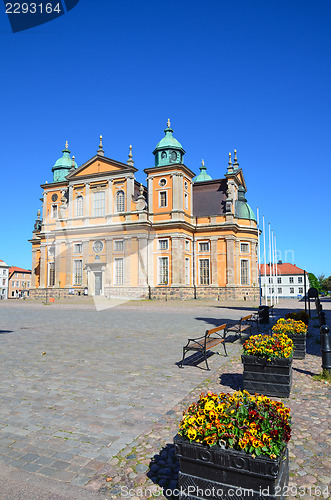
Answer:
[[0, 0, 330, 277]]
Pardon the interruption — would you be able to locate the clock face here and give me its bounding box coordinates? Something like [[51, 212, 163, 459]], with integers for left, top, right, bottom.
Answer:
[[93, 240, 104, 253], [52, 193, 58, 202], [171, 151, 177, 161]]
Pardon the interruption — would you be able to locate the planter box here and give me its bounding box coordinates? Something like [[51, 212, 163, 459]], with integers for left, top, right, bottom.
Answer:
[[287, 334, 306, 359], [174, 435, 289, 500], [242, 355, 292, 398]]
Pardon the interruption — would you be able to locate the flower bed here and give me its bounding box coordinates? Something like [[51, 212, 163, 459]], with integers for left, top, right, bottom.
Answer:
[[242, 332, 293, 360], [272, 319, 307, 359]]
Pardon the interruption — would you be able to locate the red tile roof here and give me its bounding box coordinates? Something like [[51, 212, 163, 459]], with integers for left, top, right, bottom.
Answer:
[[260, 263, 305, 275], [9, 266, 32, 279]]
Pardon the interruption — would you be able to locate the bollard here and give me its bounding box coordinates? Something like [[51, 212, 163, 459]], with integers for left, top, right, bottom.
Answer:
[[320, 325, 331, 375], [319, 310, 326, 327]]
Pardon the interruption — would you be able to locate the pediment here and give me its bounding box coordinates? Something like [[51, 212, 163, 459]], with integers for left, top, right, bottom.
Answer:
[[66, 155, 137, 180]]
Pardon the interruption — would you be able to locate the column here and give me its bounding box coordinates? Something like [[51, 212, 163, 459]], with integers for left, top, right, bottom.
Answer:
[[42, 193, 46, 224], [82, 241, 89, 287], [210, 238, 218, 285], [40, 245, 46, 287], [235, 239, 240, 286], [68, 185, 73, 219], [251, 241, 258, 286], [147, 177, 153, 212], [107, 180, 113, 215], [127, 176, 134, 211], [65, 242, 72, 287], [124, 238, 131, 286], [85, 182, 90, 219], [31, 249, 37, 288], [138, 236, 148, 286], [105, 239, 112, 284], [55, 240, 61, 287], [225, 237, 235, 286]]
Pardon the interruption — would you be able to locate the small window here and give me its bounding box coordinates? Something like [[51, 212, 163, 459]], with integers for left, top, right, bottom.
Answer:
[[184, 180, 188, 190], [114, 240, 124, 251], [114, 258, 124, 285], [73, 260, 83, 285], [158, 257, 169, 285], [116, 190, 125, 212], [185, 258, 190, 285], [290, 287, 294, 294], [298, 277, 303, 283], [159, 178, 167, 187], [185, 239, 190, 251], [298, 287, 304, 294], [159, 191, 167, 207], [3, 270, 6, 276], [75, 195, 84, 217], [289, 277, 294, 283], [277, 277, 281, 284], [240, 243, 249, 253], [199, 259, 210, 285], [158, 239, 169, 250], [268, 277, 273, 284], [184, 193, 188, 210], [73, 243, 82, 254], [52, 205, 58, 219], [278, 288, 282, 294], [199, 241, 210, 252]]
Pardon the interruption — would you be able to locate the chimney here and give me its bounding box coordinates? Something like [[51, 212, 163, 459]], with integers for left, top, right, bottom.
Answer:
[[278, 260, 282, 265]]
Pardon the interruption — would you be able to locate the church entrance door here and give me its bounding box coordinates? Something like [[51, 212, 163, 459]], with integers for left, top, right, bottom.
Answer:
[[94, 272, 102, 295]]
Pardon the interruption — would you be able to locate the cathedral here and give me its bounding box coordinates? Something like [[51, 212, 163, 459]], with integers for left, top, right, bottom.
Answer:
[[30, 121, 258, 300]]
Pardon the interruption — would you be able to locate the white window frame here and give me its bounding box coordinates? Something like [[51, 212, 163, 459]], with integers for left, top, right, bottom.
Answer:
[[277, 277, 282, 284], [75, 195, 84, 217], [116, 190, 125, 213], [298, 277, 303, 283], [199, 258, 210, 285], [240, 259, 250, 285], [73, 243, 82, 254], [290, 287, 294, 294], [52, 204, 58, 219], [93, 191, 105, 217], [289, 277, 294, 284], [158, 238, 169, 251], [278, 287, 282, 294], [198, 241, 210, 252], [184, 192, 188, 210], [298, 287, 304, 294], [73, 259, 83, 286], [158, 256, 169, 285], [114, 258, 124, 285], [159, 191, 168, 208], [185, 239, 190, 251], [114, 240, 124, 252], [185, 257, 190, 285], [48, 262, 55, 287], [240, 242, 250, 253]]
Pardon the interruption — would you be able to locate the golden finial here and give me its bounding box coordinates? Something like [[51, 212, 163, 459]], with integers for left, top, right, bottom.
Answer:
[[127, 144, 134, 165], [99, 135, 103, 148], [139, 183, 144, 195], [129, 145, 133, 158], [167, 118, 171, 128], [65, 140, 69, 149]]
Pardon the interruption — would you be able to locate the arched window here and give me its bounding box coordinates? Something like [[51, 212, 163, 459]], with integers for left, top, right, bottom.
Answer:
[[75, 195, 83, 217], [116, 190, 125, 212]]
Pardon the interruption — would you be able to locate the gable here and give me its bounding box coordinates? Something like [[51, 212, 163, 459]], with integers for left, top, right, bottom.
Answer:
[[67, 155, 137, 180]]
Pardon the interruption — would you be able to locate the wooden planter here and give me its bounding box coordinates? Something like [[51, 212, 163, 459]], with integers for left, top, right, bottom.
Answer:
[[174, 435, 289, 500], [242, 355, 293, 398], [287, 334, 306, 359]]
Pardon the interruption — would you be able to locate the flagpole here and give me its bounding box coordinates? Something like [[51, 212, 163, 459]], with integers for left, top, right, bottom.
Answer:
[[271, 229, 275, 306], [268, 223, 273, 306], [257, 208, 261, 306], [274, 235, 279, 304], [263, 216, 267, 305]]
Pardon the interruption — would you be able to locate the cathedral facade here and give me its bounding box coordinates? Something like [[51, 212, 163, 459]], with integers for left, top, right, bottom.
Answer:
[[30, 122, 258, 300]]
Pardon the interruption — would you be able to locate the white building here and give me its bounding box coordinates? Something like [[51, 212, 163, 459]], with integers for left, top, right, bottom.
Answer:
[[0, 260, 10, 300], [260, 262, 310, 299]]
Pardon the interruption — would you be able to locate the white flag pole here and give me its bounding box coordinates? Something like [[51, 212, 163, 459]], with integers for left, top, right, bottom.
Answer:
[[268, 223, 273, 306], [274, 235, 279, 304], [257, 208, 261, 306], [272, 229, 275, 306], [263, 216, 267, 305]]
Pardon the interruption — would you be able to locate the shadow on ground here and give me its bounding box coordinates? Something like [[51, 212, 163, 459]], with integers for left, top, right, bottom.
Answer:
[[219, 372, 243, 391], [0, 330, 13, 334], [147, 443, 179, 498]]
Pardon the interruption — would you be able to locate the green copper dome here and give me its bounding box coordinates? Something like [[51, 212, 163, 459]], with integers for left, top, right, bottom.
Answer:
[[153, 120, 186, 167], [235, 185, 256, 221], [52, 142, 78, 182], [193, 160, 212, 182]]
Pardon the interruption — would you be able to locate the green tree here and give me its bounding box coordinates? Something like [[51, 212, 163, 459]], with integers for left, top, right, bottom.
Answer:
[[308, 273, 321, 292], [321, 276, 331, 293]]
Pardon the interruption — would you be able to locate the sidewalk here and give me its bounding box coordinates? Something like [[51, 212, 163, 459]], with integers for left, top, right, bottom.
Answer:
[[85, 301, 331, 500]]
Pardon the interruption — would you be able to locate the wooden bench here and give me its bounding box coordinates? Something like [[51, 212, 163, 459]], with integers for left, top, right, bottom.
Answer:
[[226, 314, 257, 339], [179, 324, 228, 371]]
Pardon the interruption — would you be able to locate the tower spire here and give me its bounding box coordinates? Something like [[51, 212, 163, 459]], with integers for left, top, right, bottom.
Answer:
[[97, 135, 104, 156], [233, 149, 239, 169], [127, 144, 134, 166], [227, 152, 234, 173]]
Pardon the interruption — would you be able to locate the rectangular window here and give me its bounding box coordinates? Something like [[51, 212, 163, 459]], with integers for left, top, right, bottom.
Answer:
[[199, 241, 210, 252], [290, 287, 294, 294], [27, 282, 30, 287], [115, 258, 124, 285], [114, 240, 124, 251], [298, 277, 303, 283], [158, 239, 169, 250], [185, 239, 190, 251], [15, 272, 18, 277], [3, 270, 6, 275], [185, 258, 190, 285], [298, 287, 304, 294], [22, 273, 25, 278], [52, 205, 58, 219], [240, 242, 249, 253], [2, 279, 5, 286], [48, 262, 55, 286], [199, 259, 210, 285], [158, 257, 169, 285], [184, 193, 188, 210], [277, 277, 281, 284], [73, 260, 82, 286], [73, 243, 82, 253], [289, 277, 294, 283], [269, 277, 273, 284], [93, 191, 105, 216], [241, 260, 250, 285], [278, 288, 282, 294], [75, 195, 84, 217], [159, 191, 167, 207]]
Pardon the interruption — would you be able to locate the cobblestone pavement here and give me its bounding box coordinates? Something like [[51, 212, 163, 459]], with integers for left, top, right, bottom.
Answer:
[[0, 298, 330, 499]]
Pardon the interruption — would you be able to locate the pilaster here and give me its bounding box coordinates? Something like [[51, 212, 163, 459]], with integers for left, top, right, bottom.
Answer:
[[210, 238, 218, 285], [65, 242, 72, 287], [138, 237, 148, 286], [225, 236, 235, 286]]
